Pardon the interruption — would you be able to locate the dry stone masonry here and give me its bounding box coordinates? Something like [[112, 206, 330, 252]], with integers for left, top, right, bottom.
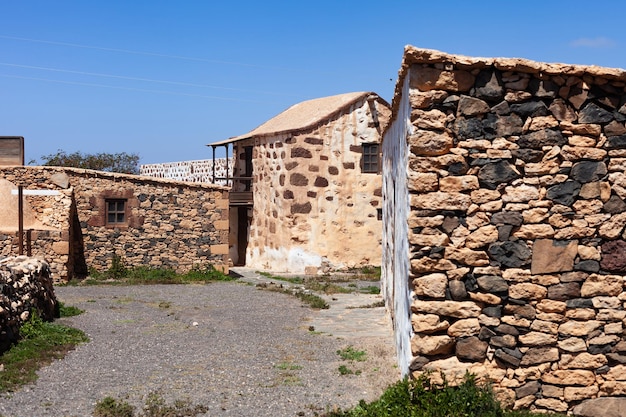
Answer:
[[382, 46, 626, 413], [0, 256, 57, 353], [0, 166, 229, 282]]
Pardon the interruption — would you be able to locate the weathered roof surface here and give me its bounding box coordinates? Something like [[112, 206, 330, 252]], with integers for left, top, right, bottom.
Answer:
[[209, 92, 385, 146]]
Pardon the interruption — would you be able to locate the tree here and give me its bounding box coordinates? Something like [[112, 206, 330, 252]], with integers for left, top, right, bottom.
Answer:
[[39, 150, 140, 174]]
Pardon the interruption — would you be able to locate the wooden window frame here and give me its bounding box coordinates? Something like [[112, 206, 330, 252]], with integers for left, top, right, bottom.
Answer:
[[105, 198, 128, 226], [362, 143, 380, 173]]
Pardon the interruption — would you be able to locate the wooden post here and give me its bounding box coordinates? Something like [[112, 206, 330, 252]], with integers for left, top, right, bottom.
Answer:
[[18, 185, 23, 255], [26, 229, 32, 256]]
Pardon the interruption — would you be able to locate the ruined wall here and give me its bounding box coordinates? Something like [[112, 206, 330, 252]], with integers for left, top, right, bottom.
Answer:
[[0, 167, 229, 282], [237, 97, 390, 273], [140, 158, 234, 185], [385, 47, 626, 413], [0, 256, 57, 353]]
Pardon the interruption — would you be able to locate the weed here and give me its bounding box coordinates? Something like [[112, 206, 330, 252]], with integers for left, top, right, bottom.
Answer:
[[157, 301, 171, 309], [338, 365, 361, 376], [322, 373, 566, 417], [358, 285, 380, 295], [81, 262, 233, 286], [0, 313, 89, 392], [93, 396, 135, 417], [59, 302, 84, 317], [93, 392, 208, 417], [294, 291, 329, 309], [337, 346, 367, 362], [347, 300, 385, 309]]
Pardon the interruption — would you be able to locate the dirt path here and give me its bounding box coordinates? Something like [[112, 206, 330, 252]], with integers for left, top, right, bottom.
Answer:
[[0, 279, 398, 417]]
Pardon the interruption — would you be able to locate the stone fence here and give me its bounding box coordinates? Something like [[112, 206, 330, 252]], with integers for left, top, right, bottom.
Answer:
[[0, 256, 57, 353], [383, 46, 626, 413], [140, 158, 234, 185]]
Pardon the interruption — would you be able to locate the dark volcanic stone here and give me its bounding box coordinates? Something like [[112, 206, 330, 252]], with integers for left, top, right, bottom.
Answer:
[[494, 324, 519, 336], [471, 69, 504, 101], [601, 240, 626, 272], [607, 353, 626, 364], [491, 211, 523, 226], [529, 78, 559, 98], [409, 356, 429, 371], [572, 397, 626, 417], [479, 326, 496, 341], [589, 344, 614, 355], [476, 275, 509, 293], [579, 102, 614, 124], [488, 241, 531, 268], [455, 117, 484, 139], [607, 134, 626, 149], [448, 161, 469, 175], [478, 161, 520, 189], [456, 336, 488, 361], [574, 260, 600, 273], [518, 129, 566, 149], [495, 348, 521, 367], [566, 298, 594, 309], [515, 380, 541, 399], [546, 181, 581, 206], [570, 161, 607, 183], [498, 225, 514, 241], [496, 113, 524, 136], [548, 282, 581, 301], [603, 195, 626, 213], [449, 280, 468, 300], [511, 149, 544, 163], [510, 101, 549, 118], [482, 306, 502, 318]]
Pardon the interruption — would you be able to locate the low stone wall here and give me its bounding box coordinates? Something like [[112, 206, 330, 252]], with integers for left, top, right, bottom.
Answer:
[[0, 256, 57, 353], [383, 47, 626, 413], [0, 167, 230, 282]]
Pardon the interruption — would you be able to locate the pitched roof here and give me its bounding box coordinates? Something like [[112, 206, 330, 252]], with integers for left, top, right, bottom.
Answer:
[[209, 92, 383, 146]]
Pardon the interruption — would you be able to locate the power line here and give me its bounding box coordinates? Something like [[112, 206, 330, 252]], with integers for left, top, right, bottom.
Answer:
[[0, 62, 300, 97], [0, 73, 280, 103], [0, 34, 309, 72]]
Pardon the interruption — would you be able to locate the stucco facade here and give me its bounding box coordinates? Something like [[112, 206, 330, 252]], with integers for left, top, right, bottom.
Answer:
[[211, 92, 391, 273]]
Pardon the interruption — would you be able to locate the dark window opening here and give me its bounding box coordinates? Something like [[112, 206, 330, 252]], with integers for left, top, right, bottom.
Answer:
[[377, 208, 383, 221], [362, 143, 380, 173], [106, 199, 127, 225]]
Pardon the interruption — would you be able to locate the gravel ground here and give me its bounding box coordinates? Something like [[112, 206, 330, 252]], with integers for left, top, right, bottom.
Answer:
[[0, 281, 398, 417]]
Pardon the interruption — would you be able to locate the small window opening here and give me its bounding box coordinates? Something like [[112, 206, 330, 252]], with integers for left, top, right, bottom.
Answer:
[[106, 199, 127, 225], [362, 143, 380, 173]]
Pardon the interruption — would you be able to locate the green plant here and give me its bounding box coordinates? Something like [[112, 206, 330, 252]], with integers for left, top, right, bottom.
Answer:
[[93, 397, 135, 417], [294, 291, 329, 309], [0, 313, 89, 392], [337, 346, 367, 362], [322, 373, 567, 417], [109, 254, 128, 280], [359, 285, 380, 295], [275, 361, 302, 371], [59, 302, 84, 317], [82, 264, 233, 285], [338, 365, 361, 376]]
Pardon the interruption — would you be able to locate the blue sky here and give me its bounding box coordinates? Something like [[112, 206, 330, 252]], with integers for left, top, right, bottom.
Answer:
[[2, 0, 626, 165]]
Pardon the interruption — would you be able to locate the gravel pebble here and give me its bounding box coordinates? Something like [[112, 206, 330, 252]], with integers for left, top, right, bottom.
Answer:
[[0, 282, 398, 417]]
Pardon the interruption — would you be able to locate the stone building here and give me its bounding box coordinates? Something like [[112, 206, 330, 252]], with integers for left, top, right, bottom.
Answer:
[[382, 46, 626, 413], [0, 166, 229, 282], [208, 92, 391, 273]]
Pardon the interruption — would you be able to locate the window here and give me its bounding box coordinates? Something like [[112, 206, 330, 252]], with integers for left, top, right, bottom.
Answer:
[[106, 199, 127, 225], [362, 143, 380, 173]]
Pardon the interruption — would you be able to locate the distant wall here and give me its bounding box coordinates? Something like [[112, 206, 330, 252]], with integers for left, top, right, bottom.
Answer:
[[0, 167, 229, 282], [385, 47, 626, 413], [140, 158, 234, 185]]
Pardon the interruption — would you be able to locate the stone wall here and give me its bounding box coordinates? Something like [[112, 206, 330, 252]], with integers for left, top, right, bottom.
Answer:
[[235, 96, 391, 273], [0, 256, 57, 353], [383, 46, 626, 413], [140, 158, 234, 185], [0, 167, 229, 282]]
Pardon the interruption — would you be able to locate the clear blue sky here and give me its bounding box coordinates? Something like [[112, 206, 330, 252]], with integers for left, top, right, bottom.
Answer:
[[2, 0, 626, 165]]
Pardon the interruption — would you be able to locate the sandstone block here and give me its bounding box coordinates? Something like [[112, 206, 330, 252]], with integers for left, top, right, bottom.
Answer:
[[530, 239, 578, 274], [572, 397, 626, 417], [447, 318, 480, 337], [558, 320, 602, 337], [411, 258, 456, 273], [534, 398, 568, 413], [411, 67, 475, 92], [413, 273, 448, 298], [409, 130, 454, 156], [558, 337, 587, 353], [509, 283, 547, 300], [581, 274, 623, 297], [560, 352, 607, 370], [411, 334, 454, 356], [446, 248, 489, 266], [518, 331, 557, 346], [411, 192, 471, 211], [411, 108, 447, 130], [465, 225, 498, 249], [411, 300, 481, 318], [411, 313, 450, 334], [439, 175, 479, 192], [541, 369, 596, 386], [521, 347, 559, 366]]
